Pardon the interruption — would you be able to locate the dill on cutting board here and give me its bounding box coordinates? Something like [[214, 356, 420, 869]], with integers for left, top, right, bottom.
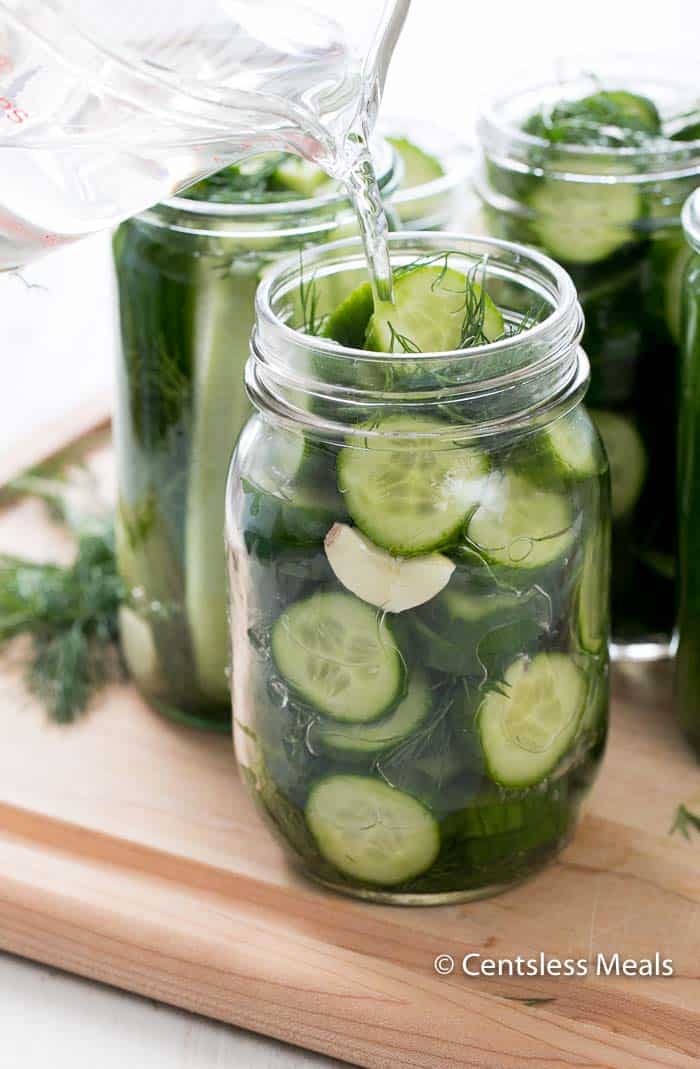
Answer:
[[0, 465, 127, 722]]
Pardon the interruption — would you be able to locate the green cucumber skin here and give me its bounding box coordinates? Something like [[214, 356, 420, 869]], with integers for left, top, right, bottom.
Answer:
[[270, 591, 406, 725], [185, 262, 258, 704]]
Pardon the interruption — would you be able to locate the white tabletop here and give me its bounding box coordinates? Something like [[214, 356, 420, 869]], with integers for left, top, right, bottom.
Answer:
[[1, 4, 695, 1065]]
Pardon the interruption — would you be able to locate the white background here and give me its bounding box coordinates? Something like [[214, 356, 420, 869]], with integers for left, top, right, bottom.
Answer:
[[1, 1, 698, 1066]]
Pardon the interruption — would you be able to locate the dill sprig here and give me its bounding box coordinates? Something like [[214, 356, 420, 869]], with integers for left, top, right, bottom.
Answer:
[[504, 297, 548, 339], [387, 321, 421, 353], [0, 465, 127, 722], [298, 252, 327, 337], [459, 257, 493, 348], [186, 153, 289, 204], [669, 803, 700, 840]]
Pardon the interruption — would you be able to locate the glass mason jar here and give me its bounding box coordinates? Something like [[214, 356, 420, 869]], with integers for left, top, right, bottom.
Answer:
[[112, 135, 468, 731], [676, 190, 700, 752], [226, 233, 610, 905], [475, 58, 700, 660]]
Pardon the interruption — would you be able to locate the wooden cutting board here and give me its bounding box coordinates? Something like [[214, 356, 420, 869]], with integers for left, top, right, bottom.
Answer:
[[0, 420, 699, 1069]]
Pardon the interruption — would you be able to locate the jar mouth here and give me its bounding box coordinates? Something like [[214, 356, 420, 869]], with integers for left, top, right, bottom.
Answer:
[[249, 231, 586, 441], [683, 190, 700, 252], [478, 55, 700, 181], [255, 232, 579, 360], [165, 137, 396, 215]]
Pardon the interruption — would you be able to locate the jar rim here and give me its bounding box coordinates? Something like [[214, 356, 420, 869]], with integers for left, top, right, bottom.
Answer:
[[136, 127, 469, 238], [255, 231, 579, 360], [477, 55, 700, 181], [249, 231, 586, 442]]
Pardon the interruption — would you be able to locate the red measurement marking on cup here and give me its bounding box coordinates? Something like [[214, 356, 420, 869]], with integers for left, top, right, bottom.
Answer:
[[0, 95, 27, 123]]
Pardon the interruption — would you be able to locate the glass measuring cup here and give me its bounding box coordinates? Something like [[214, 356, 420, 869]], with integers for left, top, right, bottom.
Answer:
[[0, 0, 410, 270]]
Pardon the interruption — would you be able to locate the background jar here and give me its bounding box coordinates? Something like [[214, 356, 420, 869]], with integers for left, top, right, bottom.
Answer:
[[226, 232, 610, 905], [675, 190, 700, 753], [112, 146, 400, 731], [475, 57, 700, 661]]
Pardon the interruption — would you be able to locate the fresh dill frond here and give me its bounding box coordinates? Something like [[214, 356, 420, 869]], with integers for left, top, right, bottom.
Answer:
[[186, 153, 289, 204], [669, 803, 700, 840], [504, 298, 548, 339], [298, 252, 326, 336], [6, 463, 109, 533], [0, 464, 127, 723], [459, 257, 492, 348]]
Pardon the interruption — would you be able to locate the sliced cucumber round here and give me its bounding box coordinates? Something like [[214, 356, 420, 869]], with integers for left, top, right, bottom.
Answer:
[[580, 90, 661, 135], [338, 414, 489, 556], [271, 591, 404, 723], [322, 282, 374, 349], [529, 166, 641, 265], [540, 408, 603, 479], [477, 653, 587, 787], [389, 136, 445, 190], [305, 774, 440, 885], [324, 522, 454, 612], [242, 430, 346, 552], [313, 671, 432, 758], [466, 471, 573, 571], [589, 409, 646, 518], [365, 264, 504, 352], [269, 157, 334, 197]]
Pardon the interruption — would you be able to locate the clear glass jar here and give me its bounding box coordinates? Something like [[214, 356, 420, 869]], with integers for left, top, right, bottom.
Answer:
[[475, 58, 700, 661], [113, 147, 400, 731], [676, 190, 700, 751], [112, 132, 467, 732], [226, 232, 610, 905]]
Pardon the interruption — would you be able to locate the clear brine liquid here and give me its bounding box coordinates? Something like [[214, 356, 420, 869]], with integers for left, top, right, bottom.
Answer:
[[0, 0, 408, 287]]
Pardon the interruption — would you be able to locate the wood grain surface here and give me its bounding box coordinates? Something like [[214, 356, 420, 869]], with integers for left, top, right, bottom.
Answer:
[[0, 435, 699, 1068]]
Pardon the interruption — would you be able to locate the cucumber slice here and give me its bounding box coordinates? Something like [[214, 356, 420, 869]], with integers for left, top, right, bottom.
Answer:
[[389, 136, 444, 190], [467, 471, 573, 571], [118, 605, 164, 694], [577, 525, 610, 655], [580, 91, 661, 135], [270, 157, 333, 197], [313, 671, 432, 758], [477, 653, 587, 788], [365, 265, 504, 352], [322, 282, 374, 348], [185, 263, 258, 703], [338, 415, 489, 556], [305, 774, 440, 885], [540, 408, 602, 479], [242, 431, 346, 552], [271, 591, 404, 723], [324, 522, 454, 612], [589, 409, 646, 518], [529, 166, 641, 265]]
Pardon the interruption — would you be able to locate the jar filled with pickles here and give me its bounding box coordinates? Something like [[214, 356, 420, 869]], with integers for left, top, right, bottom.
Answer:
[[113, 132, 469, 730], [475, 58, 700, 658], [226, 232, 610, 903]]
